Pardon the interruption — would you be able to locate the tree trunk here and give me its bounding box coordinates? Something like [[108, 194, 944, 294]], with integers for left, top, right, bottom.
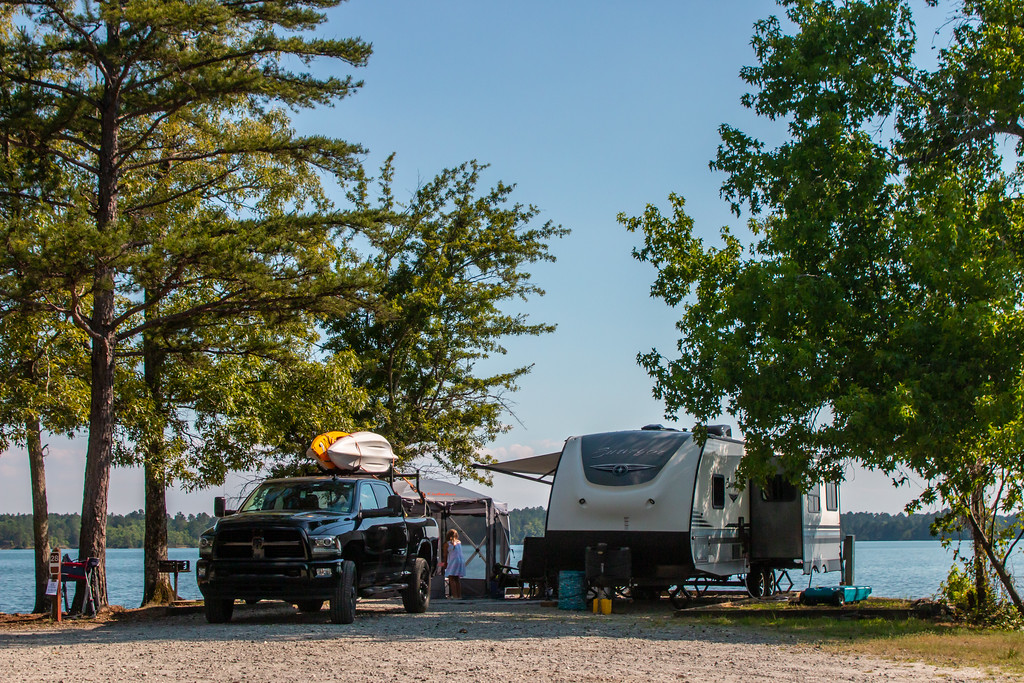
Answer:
[[75, 27, 122, 612], [965, 510, 1024, 619], [75, 326, 115, 612], [141, 291, 173, 605], [969, 483, 989, 612], [142, 460, 173, 605], [27, 418, 50, 614]]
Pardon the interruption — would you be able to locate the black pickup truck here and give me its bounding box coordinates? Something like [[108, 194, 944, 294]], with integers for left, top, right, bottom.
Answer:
[[196, 475, 438, 624]]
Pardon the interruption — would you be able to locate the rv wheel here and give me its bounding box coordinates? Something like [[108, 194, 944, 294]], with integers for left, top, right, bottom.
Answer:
[[744, 569, 766, 598]]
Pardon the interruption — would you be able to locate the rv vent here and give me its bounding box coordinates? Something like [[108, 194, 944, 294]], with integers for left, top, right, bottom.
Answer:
[[641, 424, 679, 431], [706, 425, 732, 437]]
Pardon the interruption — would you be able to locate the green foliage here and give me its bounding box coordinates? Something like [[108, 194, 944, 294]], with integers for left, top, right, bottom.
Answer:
[[0, 309, 90, 450], [940, 559, 1024, 628], [323, 159, 568, 479], [622, 0, 1024, 615]]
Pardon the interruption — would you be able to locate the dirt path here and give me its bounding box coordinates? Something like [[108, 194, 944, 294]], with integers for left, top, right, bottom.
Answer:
[[0, 600, 1008, 682]]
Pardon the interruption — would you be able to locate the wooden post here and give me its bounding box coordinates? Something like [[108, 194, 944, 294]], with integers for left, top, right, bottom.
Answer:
[[48, 548, 61, 622], [842, 535, 855, 586]]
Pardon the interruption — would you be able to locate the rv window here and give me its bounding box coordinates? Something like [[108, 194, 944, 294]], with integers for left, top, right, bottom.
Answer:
[[581, 431, 693, 487], [712, 475, 725, 509], [807, 486, 821, 513], [759, 475, 798, 503], [825, 482, 838, 511]]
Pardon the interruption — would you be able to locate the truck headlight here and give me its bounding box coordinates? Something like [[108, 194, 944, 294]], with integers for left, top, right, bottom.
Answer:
[[310, 535, 340, 557], [199, 536, 215, 557]]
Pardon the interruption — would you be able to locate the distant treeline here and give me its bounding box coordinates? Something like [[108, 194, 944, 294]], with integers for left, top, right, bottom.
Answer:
[[842, 511, 949, 541], [509, 508, 1006, 543], [509, 506, 546, 544], [0, 512, 215, 550]]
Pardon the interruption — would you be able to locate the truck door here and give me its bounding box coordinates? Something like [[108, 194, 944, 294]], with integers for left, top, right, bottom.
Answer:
[[370, 481, 410, 580], [357, 482, 387, 582]]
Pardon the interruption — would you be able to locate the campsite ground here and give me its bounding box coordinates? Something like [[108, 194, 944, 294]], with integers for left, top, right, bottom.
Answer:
[[0, 599, 1015, 682]]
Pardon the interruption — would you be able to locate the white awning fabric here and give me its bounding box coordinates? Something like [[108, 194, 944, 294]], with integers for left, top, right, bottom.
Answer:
[[473, 451, 562, 480]]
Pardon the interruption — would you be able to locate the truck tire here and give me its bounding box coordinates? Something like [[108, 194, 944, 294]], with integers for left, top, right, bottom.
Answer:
[[330, 560, 357, 624], [402, 558, 430, 614], [296, 600, 323, 613], [204, 598, 234, 623]]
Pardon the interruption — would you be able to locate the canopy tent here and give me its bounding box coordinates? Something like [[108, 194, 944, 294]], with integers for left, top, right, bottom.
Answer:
[[394, 478, 511, 598]]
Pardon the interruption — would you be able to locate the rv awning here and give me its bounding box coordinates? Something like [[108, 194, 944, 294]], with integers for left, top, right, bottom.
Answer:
[[473, 451, 562, 484]]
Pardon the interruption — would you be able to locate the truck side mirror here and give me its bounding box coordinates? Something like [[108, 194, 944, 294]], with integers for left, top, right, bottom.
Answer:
[[214, 496, 225, 517], [388, 494, 404, 516]]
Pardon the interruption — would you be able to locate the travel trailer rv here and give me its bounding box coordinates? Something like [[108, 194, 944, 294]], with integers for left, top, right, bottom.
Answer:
[[476, 425, 842, 599]]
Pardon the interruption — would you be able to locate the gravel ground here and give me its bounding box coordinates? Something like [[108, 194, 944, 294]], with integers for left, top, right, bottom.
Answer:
[[0, 599, 1011, 682]]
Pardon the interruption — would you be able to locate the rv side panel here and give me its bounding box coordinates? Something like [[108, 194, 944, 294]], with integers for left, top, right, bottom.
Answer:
[[802, 482, 842, 574], [690, 438, 748, 578]]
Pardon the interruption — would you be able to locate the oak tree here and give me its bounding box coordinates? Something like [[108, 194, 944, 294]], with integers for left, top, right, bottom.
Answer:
[[622, 0, 1024, 618]]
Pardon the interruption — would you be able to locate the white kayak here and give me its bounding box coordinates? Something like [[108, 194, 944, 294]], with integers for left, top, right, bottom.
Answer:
[[306, 431, 397, 473]]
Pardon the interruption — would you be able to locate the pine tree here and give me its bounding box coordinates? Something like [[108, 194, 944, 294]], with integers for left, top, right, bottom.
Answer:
[[0, 0, 372, 608]]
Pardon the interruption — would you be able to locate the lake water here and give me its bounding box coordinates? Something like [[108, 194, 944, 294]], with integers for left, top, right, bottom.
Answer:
[[0, 548, 202, 614], [0, 541, 1016, 614]]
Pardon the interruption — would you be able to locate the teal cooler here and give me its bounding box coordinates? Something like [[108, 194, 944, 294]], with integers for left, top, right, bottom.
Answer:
[[800, 585, 872, 606], [557, 570, 587, 610]]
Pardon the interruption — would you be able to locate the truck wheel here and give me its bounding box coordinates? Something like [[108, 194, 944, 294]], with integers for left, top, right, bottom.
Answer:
[[204, 598, 234, 623], [296, 600, 323, 613], [330, 560, 357, 624], [402, 558, 430, 614]]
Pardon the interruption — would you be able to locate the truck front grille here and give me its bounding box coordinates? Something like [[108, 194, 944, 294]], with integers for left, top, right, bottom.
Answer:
[[215, 527, 307, 560]]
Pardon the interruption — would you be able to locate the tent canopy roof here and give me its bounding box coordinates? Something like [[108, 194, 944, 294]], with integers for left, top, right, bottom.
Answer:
[[394, 477, 508, 513]]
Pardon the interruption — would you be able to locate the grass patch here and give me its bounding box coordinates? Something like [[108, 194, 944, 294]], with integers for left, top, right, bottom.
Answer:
[[696, 613, 1024, 676]]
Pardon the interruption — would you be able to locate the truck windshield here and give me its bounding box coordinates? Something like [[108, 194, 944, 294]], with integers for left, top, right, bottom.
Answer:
[[238, 480, 356, 513]]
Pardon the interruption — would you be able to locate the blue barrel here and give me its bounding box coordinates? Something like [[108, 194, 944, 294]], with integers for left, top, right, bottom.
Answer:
[[557, 570, 586, 610]]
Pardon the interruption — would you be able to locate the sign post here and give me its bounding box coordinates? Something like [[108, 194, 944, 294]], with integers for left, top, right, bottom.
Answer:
[[158, 560, 191, 605], [47, 548, 61, 622]]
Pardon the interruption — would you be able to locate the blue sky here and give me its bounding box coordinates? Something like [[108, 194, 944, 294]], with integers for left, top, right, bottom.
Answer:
[[0, 1, 944, 516]]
